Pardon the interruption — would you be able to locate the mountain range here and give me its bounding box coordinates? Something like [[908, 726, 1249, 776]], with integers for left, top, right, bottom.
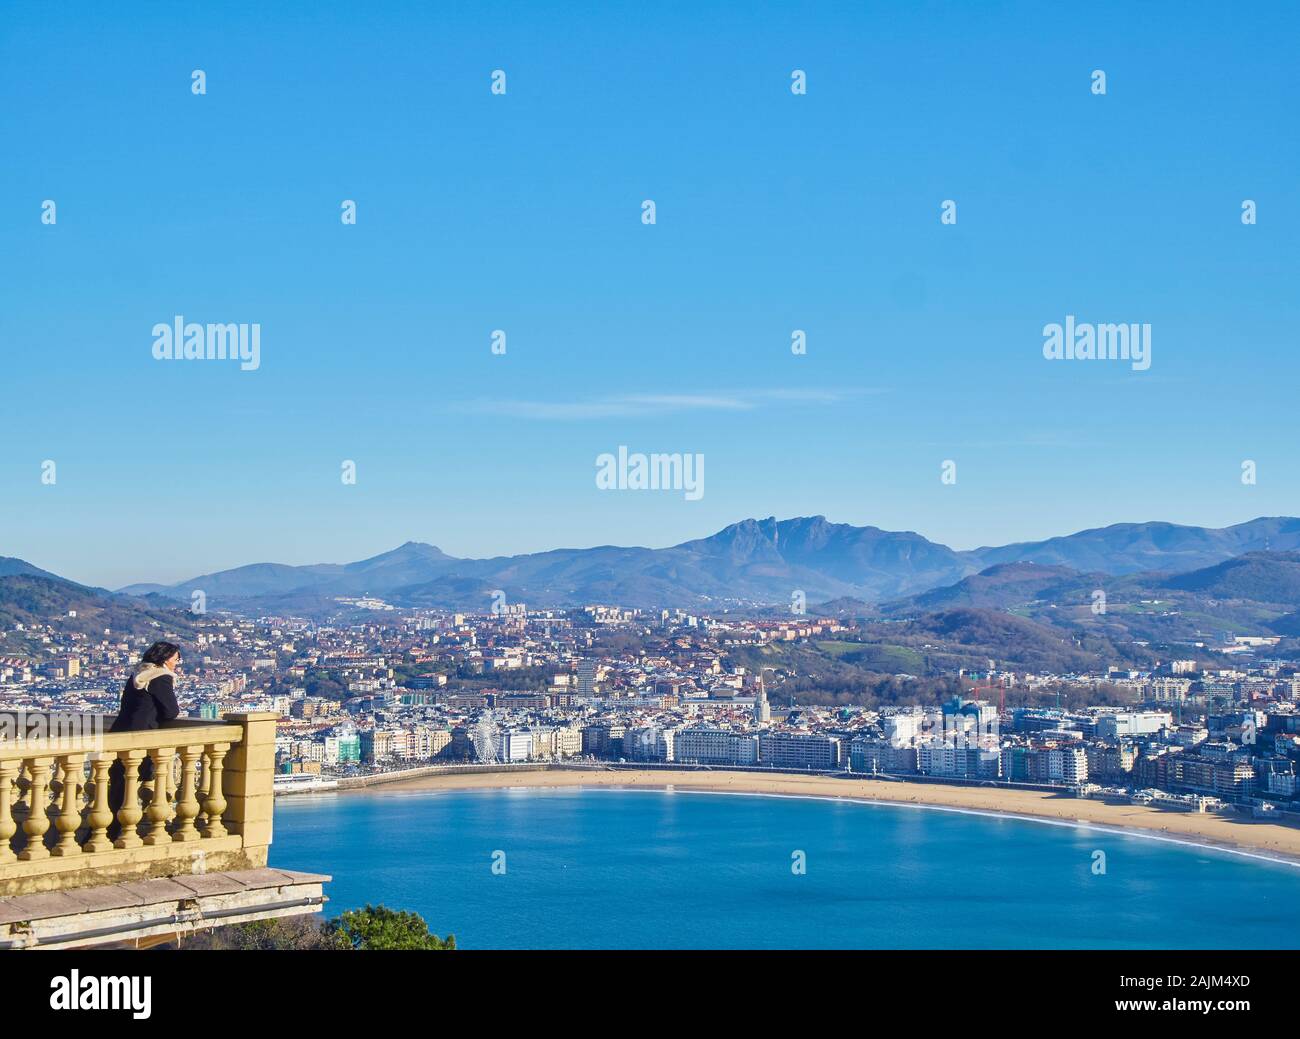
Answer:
[[101, 514, 1300, 613], [9, 518, 1300, 674]]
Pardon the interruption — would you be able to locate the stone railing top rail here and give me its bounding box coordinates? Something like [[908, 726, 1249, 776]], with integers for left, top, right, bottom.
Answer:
[[0, 715, 248, 760]]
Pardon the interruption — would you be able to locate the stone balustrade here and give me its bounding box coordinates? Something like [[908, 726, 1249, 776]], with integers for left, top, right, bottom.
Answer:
[[0, 712, 278, 897]]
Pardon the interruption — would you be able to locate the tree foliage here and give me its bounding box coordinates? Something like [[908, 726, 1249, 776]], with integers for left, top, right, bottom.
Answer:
[[172, 905, 455, 951], [331, 904, 456, 950]]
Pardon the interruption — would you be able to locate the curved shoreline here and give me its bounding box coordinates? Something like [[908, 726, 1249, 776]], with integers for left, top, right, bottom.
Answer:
[[343, 768, 1300, 868], [667, 788, 1300, 870]]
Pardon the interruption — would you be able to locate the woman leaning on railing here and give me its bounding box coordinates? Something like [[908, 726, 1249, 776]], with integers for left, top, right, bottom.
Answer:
[[106, 641, 183, 841]]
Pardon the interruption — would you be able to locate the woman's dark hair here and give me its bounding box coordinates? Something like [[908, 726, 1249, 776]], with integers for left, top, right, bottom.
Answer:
[[140, 641, 181, 666]]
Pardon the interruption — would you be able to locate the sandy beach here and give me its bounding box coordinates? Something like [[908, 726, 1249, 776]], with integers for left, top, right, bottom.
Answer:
[[357, 768, 1300, 865]]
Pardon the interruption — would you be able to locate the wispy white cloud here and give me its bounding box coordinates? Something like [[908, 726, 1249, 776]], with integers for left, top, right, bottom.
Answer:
[[452, 388, 875, 420]]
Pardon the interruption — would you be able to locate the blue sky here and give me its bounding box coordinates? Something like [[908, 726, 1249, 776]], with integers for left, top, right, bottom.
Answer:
[[2, 0, 1298, 588]]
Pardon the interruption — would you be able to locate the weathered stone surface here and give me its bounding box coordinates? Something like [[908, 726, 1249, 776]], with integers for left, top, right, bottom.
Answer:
[[1, 891, 87, 921], [171, 873, 249, 897], [63, 885, 146, 912]]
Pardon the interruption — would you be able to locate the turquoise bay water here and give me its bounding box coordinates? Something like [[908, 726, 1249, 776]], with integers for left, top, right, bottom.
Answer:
[[271, 786, 1300, 949]]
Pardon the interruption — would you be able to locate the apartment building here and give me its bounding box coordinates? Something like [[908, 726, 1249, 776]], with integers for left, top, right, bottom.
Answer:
[[759, 731, 841, 770], [677, 727, 760, 766]]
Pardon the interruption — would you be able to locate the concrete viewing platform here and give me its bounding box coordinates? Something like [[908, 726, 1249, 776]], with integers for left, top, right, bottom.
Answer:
[[0, 867, 330, 950]]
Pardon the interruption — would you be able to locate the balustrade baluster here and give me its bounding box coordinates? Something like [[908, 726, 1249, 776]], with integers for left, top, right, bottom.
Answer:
[[51, 753, 86, 856], [202, 743, 231, 838], [113, 750, 145, 850], [143, 746, 176, 846], [172, 745, 202, 842], [18, 757, 53, 861], [84, 755, 114, 853], [0, 760, 18, 864], [12, 770, 30, 828], [196, 750, 210, 830], [165, 751, 178, 827]]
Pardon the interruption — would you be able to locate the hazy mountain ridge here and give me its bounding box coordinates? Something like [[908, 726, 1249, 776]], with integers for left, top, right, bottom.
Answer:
[[965, 517, 1300, 575], [10, 525, 1300, 673], [881, 562, 1096, 615], [879, 551, 1300, 653], [117, 517, 978, 610], [0, 557, 74, 583], [17, 515, 1300, 614], [0, 574, 198, 647]]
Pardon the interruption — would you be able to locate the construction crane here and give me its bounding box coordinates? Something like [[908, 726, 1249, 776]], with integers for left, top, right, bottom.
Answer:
[[968, 674, 1005, 718]]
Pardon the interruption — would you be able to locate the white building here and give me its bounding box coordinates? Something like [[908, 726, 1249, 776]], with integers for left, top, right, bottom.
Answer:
[[1095, 710, 1172, 741], [676, 727, 759, 766], [1148, 678, 1191, 702], [759, 732, 841, 770], [1046, 746, 1089, 784], [918, 742, 963, 778], [500, 730, 534, 761], [623, 724, 676, 762], [884, 711, 923, 746]]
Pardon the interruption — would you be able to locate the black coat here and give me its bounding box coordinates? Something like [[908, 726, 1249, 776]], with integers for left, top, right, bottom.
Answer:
[[109, 672, 180, 732]]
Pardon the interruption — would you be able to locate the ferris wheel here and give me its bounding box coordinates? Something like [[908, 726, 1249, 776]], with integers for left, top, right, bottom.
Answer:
[[471, 711, 500, 764]]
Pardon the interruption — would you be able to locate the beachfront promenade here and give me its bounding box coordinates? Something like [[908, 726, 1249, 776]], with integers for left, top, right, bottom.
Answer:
[[325, 758, 1123, 798]]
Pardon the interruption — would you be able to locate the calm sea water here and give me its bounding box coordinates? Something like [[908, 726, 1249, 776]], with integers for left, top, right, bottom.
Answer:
[[271, 786, 1300, 949]]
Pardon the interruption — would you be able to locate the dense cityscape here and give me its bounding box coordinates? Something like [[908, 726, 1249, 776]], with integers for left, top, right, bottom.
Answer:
[[5, 596, 1298, 815]]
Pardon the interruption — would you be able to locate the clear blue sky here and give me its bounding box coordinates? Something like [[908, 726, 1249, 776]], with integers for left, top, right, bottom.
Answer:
[[2, 0, 1297, 589]]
